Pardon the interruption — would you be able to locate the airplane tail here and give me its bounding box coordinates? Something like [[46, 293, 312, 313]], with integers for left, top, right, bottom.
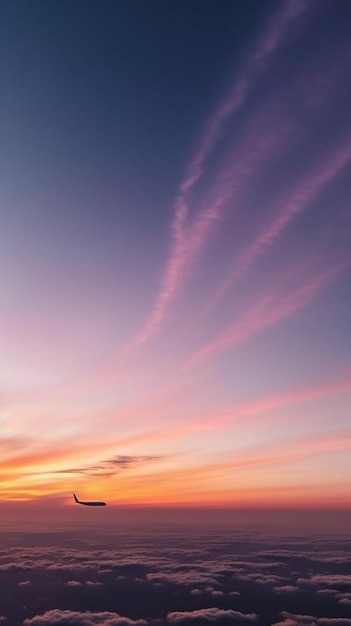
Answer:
[[73, 493, 80, 503]]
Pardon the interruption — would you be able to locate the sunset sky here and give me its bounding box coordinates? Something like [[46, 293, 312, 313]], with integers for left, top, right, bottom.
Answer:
[[1, 0, 351, 510]]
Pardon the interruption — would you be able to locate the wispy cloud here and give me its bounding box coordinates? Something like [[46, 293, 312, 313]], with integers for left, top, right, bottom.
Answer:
[[103, 428, 351, 506], [174, 0, 309, 203], [128, 1, 311, 348], [0, 441, 161, 500], [140, 429, 351, 486], [48, 454, 162, 477], [182, 373, 351, 437], [186, 261, 348, 368], [205, 138, 351, 314]]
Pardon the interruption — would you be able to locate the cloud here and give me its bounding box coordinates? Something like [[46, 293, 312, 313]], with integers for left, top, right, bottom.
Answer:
[[274, 614, 351, 626], [186, 261, 347, 367], [228, 591, 240, 597], [298, 574, 351, 587], [154, 373, 351, 452], [210, 590, 225, 597], [23, 609, 147, 625], [250, 574, 285, 585], [337, 594, 351, 601], [195, 373, 351, 436], [104, 455, 161, 468], [206, 138, 351, 314], [0, 436, 127, 486], [18, 579, 32, 587], [146, 570, 219, 587], [2, 525, 351, 626], [318, 622, 351, 626], [127, 1, 312, 348], [0, 562, 29, 572], [273, 585, 299, 593], [316, 589, 338, 597], [167, 608, 257, 624], [65, 580, 82, 587], [48, 454, 161, 478]]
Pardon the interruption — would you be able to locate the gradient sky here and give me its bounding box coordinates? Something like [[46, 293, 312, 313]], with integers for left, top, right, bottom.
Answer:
[[1, 0, 351, 509]]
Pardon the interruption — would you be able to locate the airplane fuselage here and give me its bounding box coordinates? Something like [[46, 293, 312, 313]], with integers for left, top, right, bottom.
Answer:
[[79, 501, 106, 506], [73, 493, 106, 506]]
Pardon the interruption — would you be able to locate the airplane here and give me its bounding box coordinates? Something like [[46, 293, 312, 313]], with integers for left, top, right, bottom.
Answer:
[[73, 493, 106, 507]]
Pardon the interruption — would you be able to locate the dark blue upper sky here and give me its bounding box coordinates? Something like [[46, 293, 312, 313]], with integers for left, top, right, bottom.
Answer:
[[1, 1, 351, 234]]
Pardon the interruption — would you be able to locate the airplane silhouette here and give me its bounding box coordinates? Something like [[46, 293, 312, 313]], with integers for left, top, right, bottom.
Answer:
[[73, 493, 106, 506]]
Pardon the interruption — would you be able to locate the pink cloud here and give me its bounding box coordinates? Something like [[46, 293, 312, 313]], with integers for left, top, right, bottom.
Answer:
[[275, 612, 351, 626], [130, 115, 292, 351], [167, 607, 257, 623], [185, 373, 351, 437], [179, 428, 351, 478], [176, 0, 309, 202], [82, 370, 351, 454], [186, 261, 348, 368], [23, 610, 147, 625], [206, 139, 351, 314]]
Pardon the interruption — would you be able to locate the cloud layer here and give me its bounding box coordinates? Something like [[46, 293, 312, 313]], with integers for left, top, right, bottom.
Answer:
[[1, 519, 351, 625]]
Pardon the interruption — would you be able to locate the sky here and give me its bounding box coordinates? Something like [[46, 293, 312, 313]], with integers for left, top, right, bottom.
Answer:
[[1, 0, 351, 511]]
